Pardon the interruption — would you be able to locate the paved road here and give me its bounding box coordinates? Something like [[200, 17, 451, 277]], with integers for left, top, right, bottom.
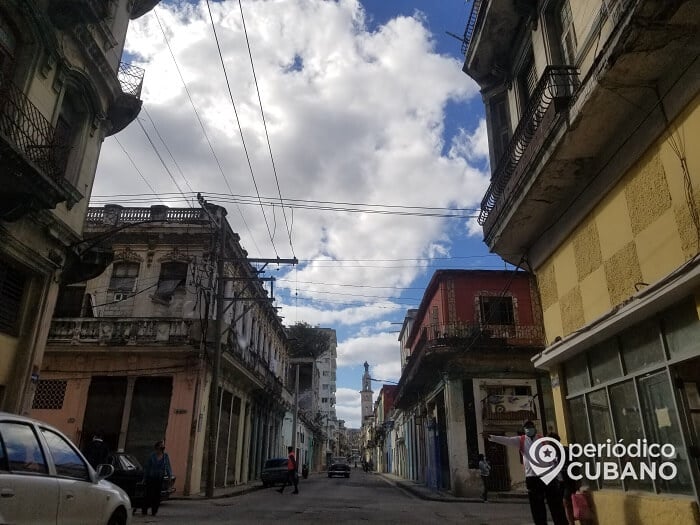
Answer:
[[133, 470, 534, 524]]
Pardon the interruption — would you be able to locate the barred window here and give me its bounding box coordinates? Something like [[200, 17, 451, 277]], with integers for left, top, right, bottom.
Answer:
[[32, 380, 67, 410]]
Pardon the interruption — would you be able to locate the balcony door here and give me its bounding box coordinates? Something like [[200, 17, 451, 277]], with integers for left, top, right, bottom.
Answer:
[[0, 12, 16, 87]]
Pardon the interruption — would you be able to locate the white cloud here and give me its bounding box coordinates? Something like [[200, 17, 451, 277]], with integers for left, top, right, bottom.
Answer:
[[94, 1, 490, 427], [335, 387, 361, 428]]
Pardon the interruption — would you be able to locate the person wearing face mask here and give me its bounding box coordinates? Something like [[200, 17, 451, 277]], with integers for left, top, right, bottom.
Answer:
[[486, 421, 567, 525]]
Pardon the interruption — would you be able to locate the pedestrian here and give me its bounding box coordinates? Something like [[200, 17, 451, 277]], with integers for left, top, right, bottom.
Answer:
[[83, 431, 110, 469], [548, 433, 578, 525], [277, 446, 299, 494], [141, 440, 172, 516], [478, 453, 491, 502], [486, 421, 568, 525]]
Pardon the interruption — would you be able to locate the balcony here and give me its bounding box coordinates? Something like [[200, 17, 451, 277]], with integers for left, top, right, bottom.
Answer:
[[479, 66, 580, 227], [0, 81, 82, 220], [48, 318, 198, 346], [107, 62, 145, 135]]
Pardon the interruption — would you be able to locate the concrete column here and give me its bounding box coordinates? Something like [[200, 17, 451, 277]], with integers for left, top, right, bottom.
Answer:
[[233, 395, 246, 483], [443, 378, 476, 497], [117, 376, 136, 450]]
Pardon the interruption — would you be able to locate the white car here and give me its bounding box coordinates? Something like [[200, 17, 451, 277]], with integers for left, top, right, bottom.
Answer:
[[0, 412, 132, 524]]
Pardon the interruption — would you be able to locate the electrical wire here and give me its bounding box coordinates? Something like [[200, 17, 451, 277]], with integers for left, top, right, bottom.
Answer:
[[237, 0, 295, 258], [153, 7, 262, 256], [112, 137, 165, 203], [205, 0, 279, 256]]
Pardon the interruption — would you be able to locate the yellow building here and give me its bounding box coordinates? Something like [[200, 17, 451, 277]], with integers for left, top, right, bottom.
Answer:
[[0, 1, 160, 412], [462, 0, 700, 523]]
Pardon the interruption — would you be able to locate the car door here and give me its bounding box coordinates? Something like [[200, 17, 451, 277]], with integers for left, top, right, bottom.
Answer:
[[0, 420, 59, 524], [39, 427, 108, 525]]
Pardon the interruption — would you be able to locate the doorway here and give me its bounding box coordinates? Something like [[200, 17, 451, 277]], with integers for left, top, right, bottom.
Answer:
[[483, 432, 511, 491]]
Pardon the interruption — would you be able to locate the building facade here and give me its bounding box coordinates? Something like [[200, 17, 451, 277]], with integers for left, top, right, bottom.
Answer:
[[393, 269, 548, 496], [31, 204, 302, 495], [462, 0, 700, 522], [0, 0, 159, 413]]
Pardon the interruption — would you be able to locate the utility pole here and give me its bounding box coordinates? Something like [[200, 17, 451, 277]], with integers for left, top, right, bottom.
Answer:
[[205, 205, 225, 498]]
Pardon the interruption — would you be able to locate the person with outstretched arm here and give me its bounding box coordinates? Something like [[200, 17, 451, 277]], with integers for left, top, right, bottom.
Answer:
[[486, 421, 567, 525]]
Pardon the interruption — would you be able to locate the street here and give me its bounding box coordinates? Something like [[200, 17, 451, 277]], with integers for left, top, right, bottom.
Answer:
[[134, 470, 532, 524]]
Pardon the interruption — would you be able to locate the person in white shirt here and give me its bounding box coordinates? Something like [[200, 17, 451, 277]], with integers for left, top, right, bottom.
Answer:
[[487, 421, 567, 525]]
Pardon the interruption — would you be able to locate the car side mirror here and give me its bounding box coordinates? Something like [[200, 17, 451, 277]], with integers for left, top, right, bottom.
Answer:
[[95, 463, 115, 481]]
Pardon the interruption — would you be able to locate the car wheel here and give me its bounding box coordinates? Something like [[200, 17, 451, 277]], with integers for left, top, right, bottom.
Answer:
[[328, 473, 332, 478], [262, 481, 269, 488], [107, 508, 127, 525]]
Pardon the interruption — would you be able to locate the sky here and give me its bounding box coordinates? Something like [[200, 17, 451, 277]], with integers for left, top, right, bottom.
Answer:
[[94, 0, 511, 428]]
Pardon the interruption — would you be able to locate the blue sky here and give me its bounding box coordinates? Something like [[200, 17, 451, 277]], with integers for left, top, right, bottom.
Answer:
[[93, 0, 505, 427]]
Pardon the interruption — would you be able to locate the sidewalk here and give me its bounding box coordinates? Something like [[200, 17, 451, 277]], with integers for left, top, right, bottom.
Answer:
[[375, 472, 528, 503]]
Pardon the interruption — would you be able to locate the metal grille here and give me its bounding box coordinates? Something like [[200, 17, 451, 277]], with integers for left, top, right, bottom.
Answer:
[[0, 261, 26, 335], [32, 380, 67, 410], [117, 62, 144, 98], [0, 81, 70, 180]]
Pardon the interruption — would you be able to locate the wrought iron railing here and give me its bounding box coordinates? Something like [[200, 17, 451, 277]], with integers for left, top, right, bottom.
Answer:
[[0, 81, 69, 180], [478, 66, 579, 225], [461, 0, 484, 56], [117, 62, 145, 98]]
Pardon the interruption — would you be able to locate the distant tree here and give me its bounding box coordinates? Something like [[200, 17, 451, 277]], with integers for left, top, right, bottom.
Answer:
[[286, 322, 331, 359]]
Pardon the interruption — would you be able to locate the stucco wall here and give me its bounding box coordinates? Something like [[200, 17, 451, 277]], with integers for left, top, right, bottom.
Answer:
[[536, 93, 700, 343]]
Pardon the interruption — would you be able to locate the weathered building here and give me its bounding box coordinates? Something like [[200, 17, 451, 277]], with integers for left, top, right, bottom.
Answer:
[[462, 0, 700, 522], [393, 269, 548, 496], [32, 204, 304, 495], [0, 0, 159, 413]]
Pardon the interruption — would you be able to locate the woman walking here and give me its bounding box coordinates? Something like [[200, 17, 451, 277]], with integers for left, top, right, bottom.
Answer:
[[142, 440, 172, 516]]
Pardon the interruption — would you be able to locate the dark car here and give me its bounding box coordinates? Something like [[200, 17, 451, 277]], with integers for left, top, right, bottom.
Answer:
[[328, 457, 350, 478], [107, 452, 176, 507], [261, 457, 289, 487]]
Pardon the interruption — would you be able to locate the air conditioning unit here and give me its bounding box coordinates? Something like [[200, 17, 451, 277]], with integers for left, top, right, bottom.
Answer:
[[113, 292, 126, 302]]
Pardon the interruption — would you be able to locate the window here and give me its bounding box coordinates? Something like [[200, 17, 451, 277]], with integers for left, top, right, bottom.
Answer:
[[54, 91, 88, 184], [564, 298, 698, 494], [489, 93, 510, 166], [322, 397, 328, 403], [54, 285, 87, 317], [154, 261, 188, 302], [109, 262, 139, 292], [0, 260, 26, 336], [0, 12, 17, 87], [479, 296, 514, 325], [322, 384, 329, 391], [560, 0, 577, 64], [0, 422, 48, 474], [40, 428, 89, 480], [518, 52, 537, 109], [32, 380, 67, 410]]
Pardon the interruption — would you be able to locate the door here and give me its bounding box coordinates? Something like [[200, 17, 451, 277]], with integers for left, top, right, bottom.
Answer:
[[0, 420, 59, 524], [81, 376, 127, 452], [39, 427, 107, 525], [483, 433, 511, 491]]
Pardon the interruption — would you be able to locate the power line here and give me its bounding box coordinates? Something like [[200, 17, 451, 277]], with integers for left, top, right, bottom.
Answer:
[[237, 0, 295, 257], [153, 7, 262, 256], [205, 0, 278, 256], [112, 137, 164, 203], [135, 117, 193, 207]]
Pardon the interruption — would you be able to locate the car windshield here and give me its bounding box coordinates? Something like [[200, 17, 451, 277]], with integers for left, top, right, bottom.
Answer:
[[264, 459, 287, 468]]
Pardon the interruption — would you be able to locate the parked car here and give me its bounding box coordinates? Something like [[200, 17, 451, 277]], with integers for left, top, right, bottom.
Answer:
[[261, 457, 289, 487], [106, 452, 176, 509], [328, 457, 350, 478], [0, 412, 132, 525]]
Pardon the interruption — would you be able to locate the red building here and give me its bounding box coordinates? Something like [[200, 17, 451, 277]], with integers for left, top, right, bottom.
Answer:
[[393, 269, 550, 496]]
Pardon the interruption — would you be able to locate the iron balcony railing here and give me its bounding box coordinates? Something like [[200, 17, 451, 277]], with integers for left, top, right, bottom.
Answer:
[[117, 62, 145, 98], [86, 207, 207, 224], [0, 81, 69, 180], [478, 66, 580, 225], [461, 0, 484, 56]]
